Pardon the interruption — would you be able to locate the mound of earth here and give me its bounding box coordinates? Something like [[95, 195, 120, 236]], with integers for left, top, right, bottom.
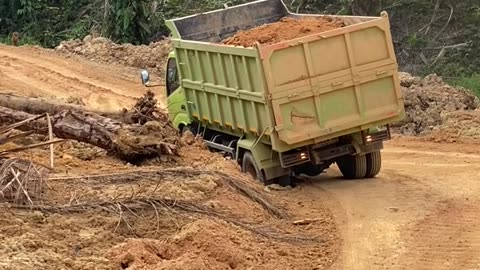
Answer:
[[222, 16, 345, 47], [0, 135, 340, 270], [397, 72, 480, 138], [108, 217, 337, 270], [55, 36, 171, 79]]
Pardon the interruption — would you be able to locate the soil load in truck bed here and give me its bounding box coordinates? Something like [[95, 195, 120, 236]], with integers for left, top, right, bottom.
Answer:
[[222, 17, 346, 47]]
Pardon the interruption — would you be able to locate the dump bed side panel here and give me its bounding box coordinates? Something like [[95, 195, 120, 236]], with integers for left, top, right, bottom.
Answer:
[[172, 40, 271, 137], [259, 16, 404, 146]]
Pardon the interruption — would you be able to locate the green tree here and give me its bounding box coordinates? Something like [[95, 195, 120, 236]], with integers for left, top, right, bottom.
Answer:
[[103, 0, 152, 44]]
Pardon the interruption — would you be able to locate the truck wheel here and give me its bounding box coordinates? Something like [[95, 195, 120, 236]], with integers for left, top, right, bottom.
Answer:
[[337, 154, 367, 179], [365, 151, 382, 178], [242, 152, 268, 184]]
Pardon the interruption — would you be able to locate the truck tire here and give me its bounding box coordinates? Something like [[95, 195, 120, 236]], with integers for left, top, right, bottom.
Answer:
[[242, 152, 268, 184], [365, 151, 382, 178], [337, 154, 367, 179]]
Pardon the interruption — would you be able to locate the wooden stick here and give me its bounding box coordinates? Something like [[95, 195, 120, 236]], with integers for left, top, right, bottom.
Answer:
[[293, 218, 322, 225], [0, 139, 64, 155], [46, 113, 54, 168], [0, 114, 47, 134], [0, 131, 35, 145], [10, 168, 33, 205]]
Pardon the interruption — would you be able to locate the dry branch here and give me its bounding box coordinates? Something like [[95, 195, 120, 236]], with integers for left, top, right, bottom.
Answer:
[[9, 196, 313, 243], [0, 159, 49, 205], [49, 167, 288, 219]]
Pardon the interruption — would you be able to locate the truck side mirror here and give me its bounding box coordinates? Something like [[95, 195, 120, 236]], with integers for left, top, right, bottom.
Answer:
[[140, 69, 150, 86]]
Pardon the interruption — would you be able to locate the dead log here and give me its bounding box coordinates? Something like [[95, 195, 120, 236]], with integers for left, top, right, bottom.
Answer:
[[0, 106, 180, 162], [0, 93, 168, 125], [0, 93, 134, 123]]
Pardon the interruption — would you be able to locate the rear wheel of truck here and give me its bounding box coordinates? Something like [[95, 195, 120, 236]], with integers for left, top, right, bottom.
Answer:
[[242, 152, 268, 184], [337, 154, 367, 179], [365, 151, 382, 178]]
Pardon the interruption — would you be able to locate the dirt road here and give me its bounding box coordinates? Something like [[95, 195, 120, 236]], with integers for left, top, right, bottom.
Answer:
[[300, 137, 480, 270], [0, 44, 165, 112]]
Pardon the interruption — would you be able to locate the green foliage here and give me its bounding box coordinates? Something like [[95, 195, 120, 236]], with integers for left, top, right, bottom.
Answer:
[[451, 74, 480, 97], [103, 0, 152, 44]]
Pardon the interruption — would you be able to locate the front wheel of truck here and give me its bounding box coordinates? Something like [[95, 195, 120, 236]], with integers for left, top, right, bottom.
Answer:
[[337, 154, 367, 179], [242, 152, 269, 184], [365, 151, 382, 178]]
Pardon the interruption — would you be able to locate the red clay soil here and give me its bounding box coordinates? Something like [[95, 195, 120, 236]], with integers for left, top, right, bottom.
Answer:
[[222, 16, 345, 47]]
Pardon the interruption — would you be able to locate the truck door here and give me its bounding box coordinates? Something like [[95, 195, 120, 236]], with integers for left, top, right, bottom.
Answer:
[[166, 57, 188, 127]]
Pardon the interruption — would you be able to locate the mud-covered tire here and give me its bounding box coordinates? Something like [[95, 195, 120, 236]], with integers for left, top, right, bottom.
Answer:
[[365, 151, 382, 178], [337, 154, 367, 179], [242, 152, 268, 184]]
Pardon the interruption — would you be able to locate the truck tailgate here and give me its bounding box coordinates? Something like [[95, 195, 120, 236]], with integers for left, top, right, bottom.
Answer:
[[258, 15, 404, 145]]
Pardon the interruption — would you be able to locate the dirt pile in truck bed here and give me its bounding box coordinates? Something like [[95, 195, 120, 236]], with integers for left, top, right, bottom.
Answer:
[[396, 72, 480, 140], [222, 16, 345, 47], [55, 37, 171, 79]]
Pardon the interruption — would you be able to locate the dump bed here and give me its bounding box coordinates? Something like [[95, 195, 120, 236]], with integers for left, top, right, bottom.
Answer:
[[166, 0, 405, 152]]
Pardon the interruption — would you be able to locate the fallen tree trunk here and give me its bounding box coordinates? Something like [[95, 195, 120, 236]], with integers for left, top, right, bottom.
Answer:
[[0, 93, 166, 125], [0, 106, 180, 162], [0, 93, 134, 123]]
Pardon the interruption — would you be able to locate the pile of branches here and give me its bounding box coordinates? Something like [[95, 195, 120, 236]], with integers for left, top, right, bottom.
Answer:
[[123, 90, 168, 125], [0, 158, 50, 205]]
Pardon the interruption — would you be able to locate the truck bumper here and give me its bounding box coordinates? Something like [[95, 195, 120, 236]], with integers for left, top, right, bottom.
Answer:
[[280, 126, 391, 167], [310, 141, 384, 164]]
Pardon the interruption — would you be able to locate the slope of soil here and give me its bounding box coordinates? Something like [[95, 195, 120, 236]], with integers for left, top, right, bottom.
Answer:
[[222, 16, 345, 47], [0, 140, 341, 270], [0, 44, 164, 111], [396, 72, 480, 140], [56, 37, 171, 80]]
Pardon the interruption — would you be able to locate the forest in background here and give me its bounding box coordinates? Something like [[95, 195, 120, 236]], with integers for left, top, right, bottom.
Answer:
[[0, 0, 479, 94]]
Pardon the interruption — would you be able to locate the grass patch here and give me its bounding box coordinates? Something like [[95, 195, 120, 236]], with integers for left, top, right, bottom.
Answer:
[[0, 35, 41, 46], [449, 74, 480, 97]]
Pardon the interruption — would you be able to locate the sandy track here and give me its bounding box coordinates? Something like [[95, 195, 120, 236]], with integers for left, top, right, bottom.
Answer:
[[0, 45, 165, 111], [304, 137, 480, 270]]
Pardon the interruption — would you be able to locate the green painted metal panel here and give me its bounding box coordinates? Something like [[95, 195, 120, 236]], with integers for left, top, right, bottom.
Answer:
[[172, 42, 269, 138]]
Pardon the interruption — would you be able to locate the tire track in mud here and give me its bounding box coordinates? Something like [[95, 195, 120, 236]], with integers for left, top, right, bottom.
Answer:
[[387, 199, 480, 270], [0, 46, 165, 111], [310, 170, 441, 270], [318, 143, 480, 270], [0, 54, 135, 111]]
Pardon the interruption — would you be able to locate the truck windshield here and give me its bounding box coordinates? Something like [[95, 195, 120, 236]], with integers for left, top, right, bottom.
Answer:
[[166, 58, 179, 96]]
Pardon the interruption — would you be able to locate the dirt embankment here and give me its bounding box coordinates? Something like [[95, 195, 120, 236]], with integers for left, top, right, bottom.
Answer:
[[223, 16, 345, 47], [0, 139, 340, 270], [396, 72, 480, 142], [56, 37, 171, 79]]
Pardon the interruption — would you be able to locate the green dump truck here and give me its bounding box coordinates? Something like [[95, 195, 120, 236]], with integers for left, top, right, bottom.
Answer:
[[144, 0, 405, 184]]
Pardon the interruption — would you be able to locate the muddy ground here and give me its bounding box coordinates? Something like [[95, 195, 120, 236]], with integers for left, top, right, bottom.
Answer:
[[1, 41, 480, 270]]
